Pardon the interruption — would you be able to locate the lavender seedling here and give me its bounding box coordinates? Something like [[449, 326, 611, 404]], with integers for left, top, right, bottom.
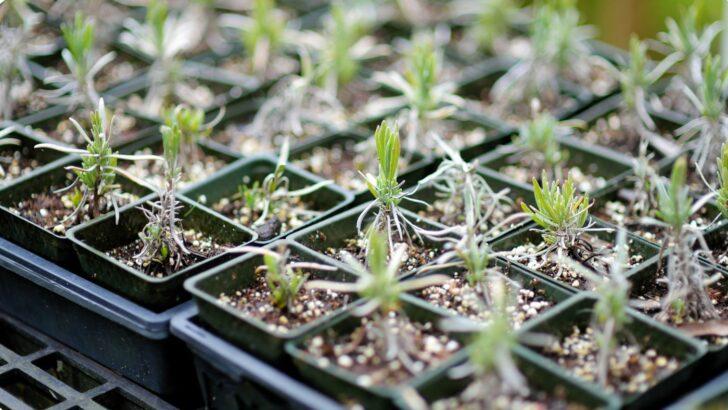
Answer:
[[135, 122, 189, 271], [490, 3, 595, 107], [234, 244, 337, 312], [0, 0, 44, 120], [649, 157, 720, 321], [559, 230, 632, 387], [235, 138, 332, 238], [306, 230, 449, 371], [357, 121, 453, 250], [238, 0, 286, 75], [43, 13, 116, 110], [363, 36, 463, 155], [612, 36, 681, 156], [163, 104, 223, 173], [449, 0, 522, 55], [675, 55, 728, 175], [34, 99, 159, 229]]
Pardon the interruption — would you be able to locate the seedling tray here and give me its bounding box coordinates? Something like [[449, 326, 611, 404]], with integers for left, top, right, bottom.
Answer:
[[0, 311, 175, 410], [170, 305, 343, 410], [0, 236, 200, 406]]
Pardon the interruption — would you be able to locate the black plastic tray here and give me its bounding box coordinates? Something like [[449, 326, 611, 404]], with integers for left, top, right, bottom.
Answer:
[[170, 305, 343, 410], [0, 237, 200, 407], [0, 311, 175, 410]]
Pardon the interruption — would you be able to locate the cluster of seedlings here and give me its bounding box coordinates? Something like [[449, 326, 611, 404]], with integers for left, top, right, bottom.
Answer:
[[2, 0, 728, 408]]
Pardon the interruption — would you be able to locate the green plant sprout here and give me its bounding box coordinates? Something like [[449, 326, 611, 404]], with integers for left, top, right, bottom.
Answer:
[[163, 104, 223, 173], [647, 157, 720, 322], [34, 99, 159, 227], [418, 133, 525, 234], [135, 122, 189, 271], [0, 0, 44, 120], [520, 173, 608, 277], [490, 2, 595, 106], [232, 244, 337, 312], [657, 5, 722, 89], [610, 36, 680, 157], [120, 0, 203, 116], [43, 13, 116, 109], [450, 0, 522, 54], [513, 111, 582, 179], [558, 229, 632, 388], [244, 49, 347, 147], [236, 137, 332, 230], [364, 34, 463, 155], [307, 230, 449, 371], [357, 121, 454, 250], [236, 0, 287, 75], [627, 141, 660, 220], [0, 126, 20, 180], [675, 54, 728, 174]]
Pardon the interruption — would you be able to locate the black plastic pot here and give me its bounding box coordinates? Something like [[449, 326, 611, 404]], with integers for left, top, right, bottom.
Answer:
[[477, 134, 635, 197], [288, 202, 453, 274], [408, 344, 616, 409], [67, 193, 256, 311], [0, 122, 68, 186], [698, 221, 728, 273], [490, 218, 660, 294], [0, 156, 152, 267], [171, 305, 343, 410], [668, 370, 728, 409], [285, 295, 465, 409], [181, 155, 354, 244], [0, 311, 175, 410], [519, 293, 707, 409], [0, 236, 200, 405], [185, 240, 358, 362]]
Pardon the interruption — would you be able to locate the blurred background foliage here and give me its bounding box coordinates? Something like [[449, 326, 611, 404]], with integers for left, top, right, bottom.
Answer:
[[576, 0, 723, 48]]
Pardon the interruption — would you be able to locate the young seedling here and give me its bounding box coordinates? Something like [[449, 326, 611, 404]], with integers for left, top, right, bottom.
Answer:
[[307, 230, 449, 371], [357, 121, 453, 250], [520, 173, 608, 277], [34, 99, 159, 228], [657, 6, 722, 88], [418, 133, 522, 232], [233, 244, 337, 312], [364, 35, 463, 154], [648, 157, 720, 321], [675, 55, 728, 174], [559, 230, 632, 387], [448, 0, 522, 55], [43, 13, 116, 109], [163, 104, 223, 173], [238, 0, 286, 75], [490, 2, 594, 107], [235, 138, 332, 238], [120, 0, 203, 115], [135, 122, 189, 271], [627, 141, 660, 220], [611, 36, 681, 156], [0, 0, 44, 120]]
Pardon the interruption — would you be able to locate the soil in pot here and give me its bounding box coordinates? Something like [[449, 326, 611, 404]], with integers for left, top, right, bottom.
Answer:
[[417, 269, 553, 327], [303, 311, 461, 387], [581, 112, 675, 159], [105, 228, 231, 278], [215, 120, 329, 156], [31, 108, 144, 147], [416, 196, 523, 237], [44, 50, 145, 92], [121, 145, 229, 188], [218, 270, 352, 335], [632, 266, 728, 346], [0, 147, 41, 184], [505, 234, 646, 291], [217, 54, 298, 83], [494, 150, 607, 192], [124, 77, 230, 117], [539, 326, 680, 395], [7, 182, 139, 236]]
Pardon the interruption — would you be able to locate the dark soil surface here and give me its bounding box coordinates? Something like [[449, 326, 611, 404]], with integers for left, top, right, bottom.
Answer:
[[323, 235, 447, 272], [0, 148, 41, 184], [496, 151, 607, 192]]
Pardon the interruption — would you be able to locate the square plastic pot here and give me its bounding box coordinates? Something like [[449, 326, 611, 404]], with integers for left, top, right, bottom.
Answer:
[[171, 305, 342, 410], [181, 155, 354, 244], [285, 296, 465, 409], [490, 218, 660, 294], [667, 370, 728, 409], [185, 240, 359, 362], [67, 193, 256, 310], [0, 156, 152, 267], [518, 293, 707, 409], [0, 122, 69, 186], [477, 135, 635, 197]]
